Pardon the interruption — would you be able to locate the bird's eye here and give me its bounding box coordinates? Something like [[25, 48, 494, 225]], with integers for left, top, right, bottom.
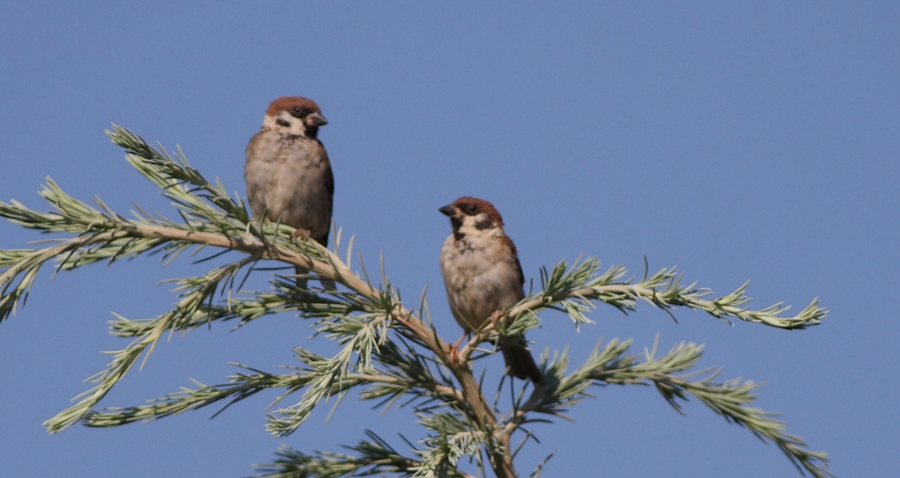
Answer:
[[466, 204, 478, 214], [291, 106, 309, 118]]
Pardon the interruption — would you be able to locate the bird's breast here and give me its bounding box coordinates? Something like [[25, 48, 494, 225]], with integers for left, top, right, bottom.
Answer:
[[245, 132, 332, 239], [440, 235, 523, 330]]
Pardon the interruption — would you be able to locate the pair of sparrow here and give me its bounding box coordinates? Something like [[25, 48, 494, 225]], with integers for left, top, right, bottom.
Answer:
[[245, 97, 542, 383]]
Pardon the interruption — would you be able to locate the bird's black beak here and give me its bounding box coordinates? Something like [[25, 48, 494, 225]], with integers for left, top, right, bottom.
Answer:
[[439, 205, 456, 217], [307, 113, 328, 127]]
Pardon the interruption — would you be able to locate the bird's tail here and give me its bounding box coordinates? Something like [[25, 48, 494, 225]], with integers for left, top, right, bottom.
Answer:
[[294, 265, 336, 291], [501, 342, 543, 383], [294, 265, 309, 289]]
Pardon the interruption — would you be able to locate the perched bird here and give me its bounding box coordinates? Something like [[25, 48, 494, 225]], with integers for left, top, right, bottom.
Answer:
[[245, 96, 335, 289], [439, 197, 543, 383]]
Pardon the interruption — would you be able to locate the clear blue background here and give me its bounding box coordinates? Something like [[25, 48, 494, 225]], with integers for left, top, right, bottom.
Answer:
[[1, 3, 897, 477]]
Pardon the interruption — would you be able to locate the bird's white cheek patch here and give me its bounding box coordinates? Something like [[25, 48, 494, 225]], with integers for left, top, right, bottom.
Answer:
[[263, 113, 308, 137]]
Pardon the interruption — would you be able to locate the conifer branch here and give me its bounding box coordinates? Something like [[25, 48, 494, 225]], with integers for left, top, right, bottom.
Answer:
[[252, 431, 470, 478], [0, 127, 832, 477]]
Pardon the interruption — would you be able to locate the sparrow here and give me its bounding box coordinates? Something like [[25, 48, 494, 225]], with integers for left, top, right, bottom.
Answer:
[[439, 197, 543, 383], [245, 96, 335, 289]]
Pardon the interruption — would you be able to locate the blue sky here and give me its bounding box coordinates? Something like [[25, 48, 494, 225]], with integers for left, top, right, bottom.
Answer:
[[1, 3, 897, 477]]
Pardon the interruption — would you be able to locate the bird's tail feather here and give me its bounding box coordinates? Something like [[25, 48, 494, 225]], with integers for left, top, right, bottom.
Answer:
[[294, 265, 336, 291], [501, 343, 543, 383]]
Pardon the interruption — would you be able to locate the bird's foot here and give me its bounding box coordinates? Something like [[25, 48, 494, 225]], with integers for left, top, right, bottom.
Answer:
[[489, 310, 504, 330], [292, 228, 312, 240], [447, 334, 469, 368], [447, 344, 460, 368]]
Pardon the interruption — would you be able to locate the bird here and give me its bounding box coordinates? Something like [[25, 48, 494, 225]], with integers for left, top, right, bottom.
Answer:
[[245, 96, 335, 289], [439, 197, 543, 383]]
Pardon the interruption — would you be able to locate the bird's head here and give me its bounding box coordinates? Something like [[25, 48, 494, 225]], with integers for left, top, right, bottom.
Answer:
[[263, 96, 327, 139], [439, 196, 505, 240]]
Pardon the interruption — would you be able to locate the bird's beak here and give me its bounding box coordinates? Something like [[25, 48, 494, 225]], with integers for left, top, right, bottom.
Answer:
[[306, 113, 328, 127], [438, 205, 456, 217]]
